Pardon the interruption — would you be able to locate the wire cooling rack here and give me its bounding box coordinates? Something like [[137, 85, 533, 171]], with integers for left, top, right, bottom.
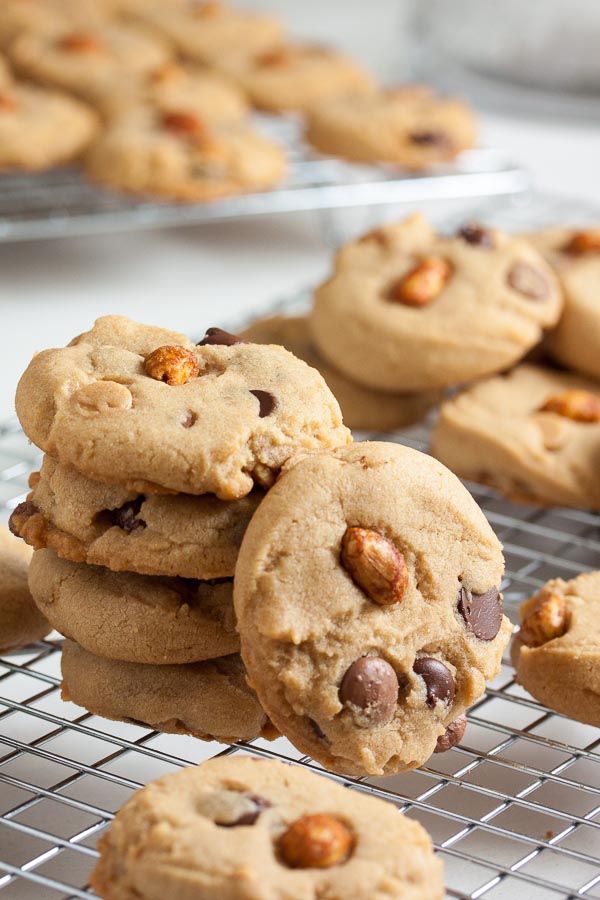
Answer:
[[1, 410, 600, 900], [0, 112, 527, 242]]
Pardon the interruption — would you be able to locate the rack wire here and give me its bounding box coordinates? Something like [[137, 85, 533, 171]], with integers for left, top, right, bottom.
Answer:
[[0, 113, 527, 242], [2, 195, 600, 898]]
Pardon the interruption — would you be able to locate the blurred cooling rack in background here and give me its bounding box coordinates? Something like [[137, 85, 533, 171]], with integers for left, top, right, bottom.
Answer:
[[0, 115, 527, 243], [2, 193, 600, 900]]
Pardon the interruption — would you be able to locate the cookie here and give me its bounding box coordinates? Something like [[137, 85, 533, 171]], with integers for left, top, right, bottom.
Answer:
[[0, 526, 50, 654], [28, 549, 238, 664], [528, 226, 600, 381], [0, 78, 98, 171], [305, 85, 477, 169], [16, 316, 350, 500], [511, 572, 600, 727], [311, 214, 563, 392], [240, 314, 439, 432], [90, 756, 444, 900], [0, 1, 65, 48], [132, 1, 283, 66], [234, 441, 510, 776], [9, 22, 171, 111], [10, 456, 262, 579], [61, 641, 271, 742], [431, 363, 600, 510], [85, 109, 287, 201], [217, 44, 376, 114]]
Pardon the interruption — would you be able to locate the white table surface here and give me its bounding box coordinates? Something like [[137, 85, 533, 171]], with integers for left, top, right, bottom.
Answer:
[[2, 110, 600, 423]]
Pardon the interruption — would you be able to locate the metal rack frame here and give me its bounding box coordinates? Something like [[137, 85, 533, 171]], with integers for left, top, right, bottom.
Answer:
[[0, 111, 527, 242], [2, 195, 600, 898]]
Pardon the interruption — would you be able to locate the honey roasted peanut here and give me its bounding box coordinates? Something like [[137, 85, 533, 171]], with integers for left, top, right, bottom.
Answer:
[[563, 229, 600, 255], [539, 389, 600, 423], [341, 526, 408, 606], [277, 814, 353, 868], [162, 110, 205, 136], [519, 588, 567, 647], [144, 345, 200, 385], [388, 257, 452, 307], [58, 32, 103, 53]]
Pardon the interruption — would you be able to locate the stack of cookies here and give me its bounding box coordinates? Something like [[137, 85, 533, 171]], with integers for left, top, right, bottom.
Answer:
[[10, 315, 351, 744]]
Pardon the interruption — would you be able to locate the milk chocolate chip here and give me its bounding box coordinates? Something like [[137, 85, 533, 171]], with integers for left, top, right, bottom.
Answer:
[[250, 389, 277, 417], [339, 656, 398, 727], [458, 586, 502, 641], [413, 657, 455, 707], [507, 262, 550, 300], [458, 224, 493, 248], [409, 130, 450, 147], [220, 795, 270, 827], [197, 327, 245, 346], [110, 498, 146, 533], [434, 713, 467, 753]]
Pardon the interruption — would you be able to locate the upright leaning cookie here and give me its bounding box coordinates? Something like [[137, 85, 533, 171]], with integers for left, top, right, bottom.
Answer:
[[15, 317, 350, 500], [234, 442, 510, 776], [29, 549, 239, 664], [511, 572, 600, 727], [91, 756, 443, 900], [311, 214, 563, 392], [0, 526, 50, 654], [431, 364, 600, 510], [62, 641, 271, 743], [10, 456, 262, 578], [529, 226, 600, 381]]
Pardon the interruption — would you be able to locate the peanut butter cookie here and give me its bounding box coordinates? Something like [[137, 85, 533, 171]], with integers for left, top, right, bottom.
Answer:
[[511, 572, 600, 727], [234, 442, 510, 776], [431, 363, 600, 510], [29, 549, 238, 664], [91, 757, 444, 900], [15, 317, 350, 500], [62, 641, 271, 743], [311, 214, 563, 392], [0, 526, 50, 654]]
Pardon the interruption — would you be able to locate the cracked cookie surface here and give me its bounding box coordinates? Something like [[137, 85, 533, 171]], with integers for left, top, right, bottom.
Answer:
[[29, 549, 238, 664], [15, 316, 350, 499], [512, 571, 600, 727], [311, 214, 563, 391], [11, 456, 262, 578], [91, 756, 443, 900], [234, 442, 510, 776]]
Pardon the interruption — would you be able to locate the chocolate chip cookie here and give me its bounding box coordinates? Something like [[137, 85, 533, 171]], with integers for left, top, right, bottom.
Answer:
[[431, 363, 600, 510], [217, 43, 376, 113], [311, 214, 563, 392], [240, 314, 439, 432], [131, 1, 283, 65], [511, 572, 600, 727], [234, 442, 510, 776], [11, 456, 262, 579], [85, 109, 287, 201], [15, 317, 350, 500], [529, 226, 600, 381], [62, 641, 272, 743], [0, 78, 98, 171], [0, 526, 50, 654], [28, 549, 238, 664], [91, 756, 444, 900], [9, 21, 171, 111], [305, 85, 477, 169]]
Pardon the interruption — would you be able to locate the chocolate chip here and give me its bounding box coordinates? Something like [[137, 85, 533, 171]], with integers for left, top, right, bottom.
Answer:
[[110, 498, 146, 533], [339, 656, 398, 727], [182, 411, 197, 428], [220, 795, 270, 827], [250, 389, 277, 417], [197, 327, 245, 346], [8, 500, 39, 537], [413, 657, 455, 708], [507, 262, 550, 300], [309, 719, 328, 742], [409, 130, 450, 147], [434, 713, 467, 753], [458, 223, 493, 248], [458, 586, 503, 641]]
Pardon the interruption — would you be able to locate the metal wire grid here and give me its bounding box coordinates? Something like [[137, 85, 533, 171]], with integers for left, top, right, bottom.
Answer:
[[1, 411, 600, 900], [0, 110, 527, 242]]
